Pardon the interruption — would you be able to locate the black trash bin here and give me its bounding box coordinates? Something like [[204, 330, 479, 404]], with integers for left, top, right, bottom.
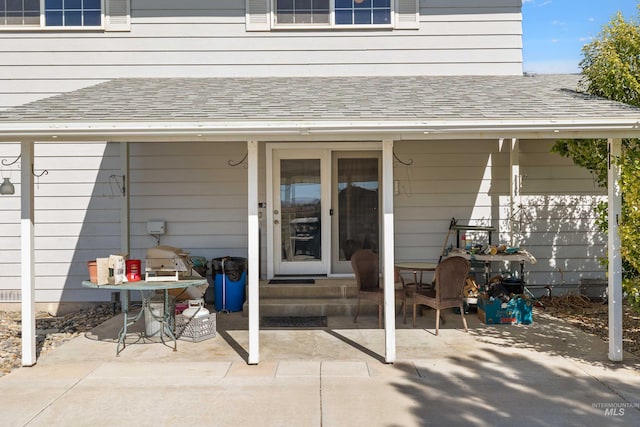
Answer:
[[212, 257, 247, 312], [501, 277, 524, 294]]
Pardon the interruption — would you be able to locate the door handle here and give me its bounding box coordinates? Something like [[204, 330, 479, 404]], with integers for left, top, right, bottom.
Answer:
[[274, 219, 280, 225]]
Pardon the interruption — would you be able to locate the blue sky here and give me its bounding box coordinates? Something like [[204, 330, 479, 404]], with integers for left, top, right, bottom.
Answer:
[[523, 0, 639, 74]]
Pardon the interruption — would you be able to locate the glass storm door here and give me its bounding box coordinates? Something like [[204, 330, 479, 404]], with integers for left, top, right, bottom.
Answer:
[[273, 150, 329, 275], [332, 152, 381, 274]]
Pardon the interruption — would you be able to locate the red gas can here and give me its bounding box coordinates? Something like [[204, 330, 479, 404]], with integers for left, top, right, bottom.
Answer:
[[126, 259, 142, 281]]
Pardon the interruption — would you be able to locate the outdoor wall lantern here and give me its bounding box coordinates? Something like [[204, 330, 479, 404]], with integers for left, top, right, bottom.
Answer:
[[0, 154, 49, 196], [0, 177, 15, 195]]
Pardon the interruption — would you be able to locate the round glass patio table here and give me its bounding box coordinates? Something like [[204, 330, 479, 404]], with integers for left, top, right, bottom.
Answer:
[[82, 278, 208, 355]]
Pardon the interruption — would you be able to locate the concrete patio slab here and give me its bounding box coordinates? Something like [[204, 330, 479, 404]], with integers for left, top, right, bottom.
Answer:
[[1, 307, 639, 426]]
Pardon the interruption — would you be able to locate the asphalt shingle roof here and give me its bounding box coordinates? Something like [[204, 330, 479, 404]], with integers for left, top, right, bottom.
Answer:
[[1, 74, 638, 124]]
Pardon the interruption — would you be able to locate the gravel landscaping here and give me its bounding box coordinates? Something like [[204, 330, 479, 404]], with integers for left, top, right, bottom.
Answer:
[[0, 305, 115, 377]]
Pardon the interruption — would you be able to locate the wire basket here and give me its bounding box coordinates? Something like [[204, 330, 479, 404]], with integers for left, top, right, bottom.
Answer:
[[175, 313, 216, 342]]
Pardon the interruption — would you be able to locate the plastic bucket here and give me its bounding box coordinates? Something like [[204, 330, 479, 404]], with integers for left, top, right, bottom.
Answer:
[[145, 301, 164, 336], [87, 261, 97, 283], [214, 270, 247, 312], [212, 257, 247, 312]]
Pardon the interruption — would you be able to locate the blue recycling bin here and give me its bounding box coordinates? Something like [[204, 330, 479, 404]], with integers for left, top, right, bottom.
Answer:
[[212, 257, 247, 312]]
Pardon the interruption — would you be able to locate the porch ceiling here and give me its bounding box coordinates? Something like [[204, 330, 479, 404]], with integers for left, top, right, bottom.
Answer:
[[1, 74, 639, 141]]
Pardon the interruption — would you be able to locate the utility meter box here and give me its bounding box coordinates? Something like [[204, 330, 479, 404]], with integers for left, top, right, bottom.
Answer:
[[147, 220, 166, 235]]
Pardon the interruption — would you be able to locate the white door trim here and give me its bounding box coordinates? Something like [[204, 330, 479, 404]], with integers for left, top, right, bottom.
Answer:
[[266, 142, 382, 279]]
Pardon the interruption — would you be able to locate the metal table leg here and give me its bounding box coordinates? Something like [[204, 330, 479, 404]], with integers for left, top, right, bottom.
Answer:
[[116, 290, 129, 356], [116, 290, 146, 356], [163, 289, 177, 351]]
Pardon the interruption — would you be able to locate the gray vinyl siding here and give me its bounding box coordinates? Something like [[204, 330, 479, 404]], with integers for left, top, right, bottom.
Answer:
[[0, 0, 522, 110], [127, 141, 249, 262], [392, 139, 606, 287], [517, 140, 606, 286], [0, 142, 124, 302], [0, 141, 252, 303], [0, 137, 605, 303]]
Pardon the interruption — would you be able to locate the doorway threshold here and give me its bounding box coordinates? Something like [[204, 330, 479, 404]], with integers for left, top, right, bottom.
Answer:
[[268, 278, 315, 284]]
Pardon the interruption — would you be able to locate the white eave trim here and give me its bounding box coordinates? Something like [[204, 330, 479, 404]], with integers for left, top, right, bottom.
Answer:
[[1, 118, 640, 141]]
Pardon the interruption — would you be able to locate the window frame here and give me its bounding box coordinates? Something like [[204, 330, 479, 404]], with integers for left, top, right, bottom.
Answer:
[[0, 0, 105, 30], [271, 0, 394, 30]]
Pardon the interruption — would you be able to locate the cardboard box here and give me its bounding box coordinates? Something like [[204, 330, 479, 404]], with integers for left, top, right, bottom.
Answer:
[[477, 295, 533, 325]]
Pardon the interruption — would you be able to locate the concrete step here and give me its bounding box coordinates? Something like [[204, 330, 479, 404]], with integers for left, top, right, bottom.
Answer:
[[259, 280, 357, 299], [242, 297, 407, 318], [241, 279, 406, 318], [245, 297, 361, 317]]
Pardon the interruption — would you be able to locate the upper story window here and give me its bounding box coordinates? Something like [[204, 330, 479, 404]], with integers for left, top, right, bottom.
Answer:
[[0, 0, 40, 26], [44, 0, 102, 27], [0, 0, 130, 30], [274, 0, 391, 27]]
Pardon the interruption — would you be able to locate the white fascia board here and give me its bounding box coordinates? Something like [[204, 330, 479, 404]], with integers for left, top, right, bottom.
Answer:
[[0, 118, 639, 141]]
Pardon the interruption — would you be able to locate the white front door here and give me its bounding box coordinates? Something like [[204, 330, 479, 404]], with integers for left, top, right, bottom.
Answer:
[[272, 149, 330, 275]]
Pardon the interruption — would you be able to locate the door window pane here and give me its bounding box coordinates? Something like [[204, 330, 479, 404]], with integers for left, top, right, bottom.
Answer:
[[338, 158, 379, 260], [281, 159, 322, 262]]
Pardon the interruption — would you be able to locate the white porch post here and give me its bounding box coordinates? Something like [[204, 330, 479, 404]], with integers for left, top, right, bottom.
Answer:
[[607, 138, 623, 362], [509, 138, 520, 247], [119, 142, 129, 255], [20, 141, 36, 366], [247, 140, 260, 364], [382, 139, 396, 363]]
